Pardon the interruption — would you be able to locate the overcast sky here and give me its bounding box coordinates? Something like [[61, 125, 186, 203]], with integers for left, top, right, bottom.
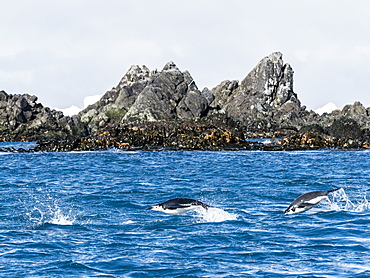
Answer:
[[1, 0, 370, 113]]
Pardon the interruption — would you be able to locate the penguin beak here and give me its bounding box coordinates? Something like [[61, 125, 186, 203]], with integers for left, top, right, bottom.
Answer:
[[284, 206, 295, 214]]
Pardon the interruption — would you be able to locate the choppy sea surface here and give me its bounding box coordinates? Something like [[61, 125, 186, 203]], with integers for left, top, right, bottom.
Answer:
[[1, 145, 369, 277]]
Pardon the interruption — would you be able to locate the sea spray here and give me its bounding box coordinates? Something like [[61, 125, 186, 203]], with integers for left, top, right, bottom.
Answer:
[[330, 188, 370, 212], [193, 207, 238, 223]]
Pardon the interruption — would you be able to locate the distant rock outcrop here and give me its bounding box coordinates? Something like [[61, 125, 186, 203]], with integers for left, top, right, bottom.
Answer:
[[1, 51, 370, 150], [75, 52, 370, 146], [78, 52, 310, 133], [0, 91, 85, 141]]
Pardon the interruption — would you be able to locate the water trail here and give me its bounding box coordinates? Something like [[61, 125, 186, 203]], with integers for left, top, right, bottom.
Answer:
[[330, 188, 370, 212], [193, 207, 238, 223], [25, 207, 44, 225]]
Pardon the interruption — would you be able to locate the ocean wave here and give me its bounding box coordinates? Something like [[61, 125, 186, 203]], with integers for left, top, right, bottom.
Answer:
[[2, 150, 370, 277]]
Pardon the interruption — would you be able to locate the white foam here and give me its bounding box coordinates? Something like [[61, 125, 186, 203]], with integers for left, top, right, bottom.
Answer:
[[193, 207, 238, 223], [122, 220, 135, 225]]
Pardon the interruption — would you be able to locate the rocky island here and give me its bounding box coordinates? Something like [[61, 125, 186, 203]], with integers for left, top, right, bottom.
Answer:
[[1, 52, 369, 152]]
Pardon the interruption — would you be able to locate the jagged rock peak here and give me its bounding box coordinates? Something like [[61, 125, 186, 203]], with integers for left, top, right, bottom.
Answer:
[[0, 90, 8, 101], [342, 101, 367, 116], [118, 64, 151, 87], [240, 51, 296, 107], [120, 61, 208, 122], [209, 51, 302, 130], [241, 51, 288, 89], [267, 51, 283, 63], [162, 61, 179, 71], [117, 61, 184, 88]]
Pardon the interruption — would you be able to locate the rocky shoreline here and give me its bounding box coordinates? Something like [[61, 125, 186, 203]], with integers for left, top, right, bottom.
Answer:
[[1, 52, 369, 152], [1, 121, 369, 153]]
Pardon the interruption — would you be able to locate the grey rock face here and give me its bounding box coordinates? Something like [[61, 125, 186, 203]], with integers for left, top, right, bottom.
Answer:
[[340, 101, 370, 128], [79, 64, 152, 131], [78, 53, 316, 133]]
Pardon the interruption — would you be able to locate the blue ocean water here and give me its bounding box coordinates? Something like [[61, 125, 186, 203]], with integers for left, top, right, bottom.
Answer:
[[0, 148, 369, 277]]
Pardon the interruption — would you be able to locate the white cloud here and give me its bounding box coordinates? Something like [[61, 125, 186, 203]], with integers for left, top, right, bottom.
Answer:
[[0, 70, 34, 83], [0, 45, 26, 57], [2, 1, 370, 111], [294, 50, 311, 62]]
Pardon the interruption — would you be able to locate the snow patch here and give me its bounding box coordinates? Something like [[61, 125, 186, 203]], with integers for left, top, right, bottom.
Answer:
[[54, 94, 103, 116], [83, 94, 103, 108], [57, 105, 81, 116], [315, 102, 339, 115]]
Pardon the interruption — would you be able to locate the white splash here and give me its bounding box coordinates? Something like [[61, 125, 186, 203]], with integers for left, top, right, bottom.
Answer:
[[193, 207, 238, 223], [26, 205, 75, 226], [330, 188, 370, 212], [48, 208, 75, 225]]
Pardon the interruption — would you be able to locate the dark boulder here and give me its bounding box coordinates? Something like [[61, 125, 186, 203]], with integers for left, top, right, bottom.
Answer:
[[327, 117, 363, 140], [0, 91, 86, 141], [299, 124, 326, 135]]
